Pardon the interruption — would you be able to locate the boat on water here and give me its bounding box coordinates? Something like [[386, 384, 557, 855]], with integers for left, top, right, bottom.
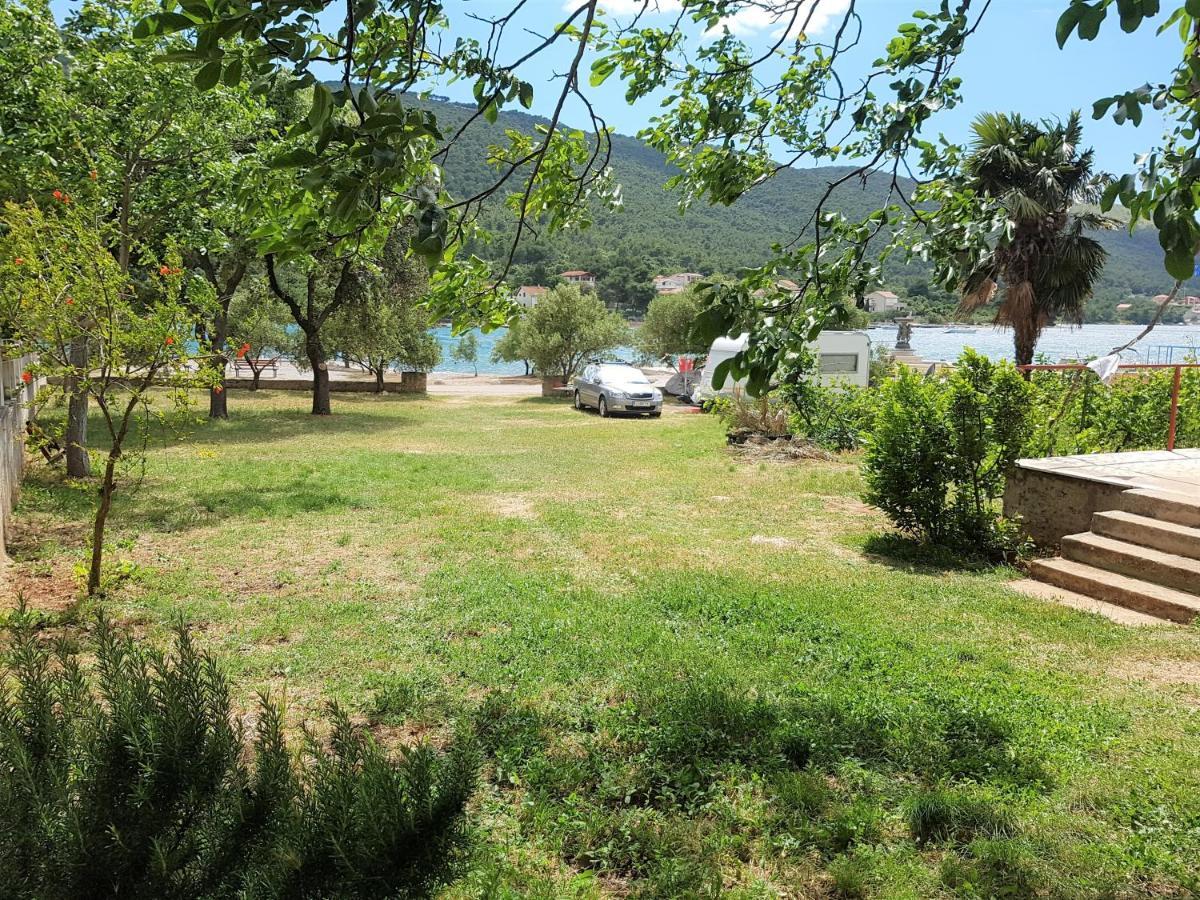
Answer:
[[943, 326, 978, 334]]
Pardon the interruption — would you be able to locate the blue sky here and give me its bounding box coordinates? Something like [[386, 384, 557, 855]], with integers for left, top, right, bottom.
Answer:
[[428, 0, 1178, 175]]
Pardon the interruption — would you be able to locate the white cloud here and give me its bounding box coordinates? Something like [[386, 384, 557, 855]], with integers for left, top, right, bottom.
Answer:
[[706, 0, 852, 40], [563, 0, 682, 14]]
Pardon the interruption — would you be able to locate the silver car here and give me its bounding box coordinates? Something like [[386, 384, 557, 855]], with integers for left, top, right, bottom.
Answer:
[[573, 363, 663, 417]]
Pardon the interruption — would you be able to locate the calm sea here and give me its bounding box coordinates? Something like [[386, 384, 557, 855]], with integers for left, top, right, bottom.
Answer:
[[431, 323, 1200, 375]]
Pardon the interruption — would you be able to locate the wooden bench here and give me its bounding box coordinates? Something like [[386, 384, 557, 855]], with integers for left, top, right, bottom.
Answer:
[[232, 358, 279, 377]]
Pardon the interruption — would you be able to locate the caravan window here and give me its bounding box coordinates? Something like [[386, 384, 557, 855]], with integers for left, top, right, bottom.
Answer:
[[819, 352, 859, 374]]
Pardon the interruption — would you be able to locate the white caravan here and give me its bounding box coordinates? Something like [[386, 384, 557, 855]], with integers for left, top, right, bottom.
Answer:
[[692, 330, 871, 401]]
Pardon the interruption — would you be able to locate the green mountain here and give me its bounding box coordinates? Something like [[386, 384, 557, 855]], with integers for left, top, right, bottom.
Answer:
[[424, 96, 1188, 319]]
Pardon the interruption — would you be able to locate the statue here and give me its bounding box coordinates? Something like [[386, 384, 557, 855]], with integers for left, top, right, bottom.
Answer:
[[895, 317, 913, 350]]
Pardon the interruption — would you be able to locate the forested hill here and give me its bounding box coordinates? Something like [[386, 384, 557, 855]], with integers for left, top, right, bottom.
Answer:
[[423, 96, 1187, 312]]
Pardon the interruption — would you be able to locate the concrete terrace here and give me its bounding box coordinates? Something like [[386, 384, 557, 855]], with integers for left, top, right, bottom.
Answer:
[[1017, 449, 1200, 497]]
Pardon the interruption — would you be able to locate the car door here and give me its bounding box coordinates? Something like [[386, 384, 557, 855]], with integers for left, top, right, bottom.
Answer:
[[579, 365, 598, 404]]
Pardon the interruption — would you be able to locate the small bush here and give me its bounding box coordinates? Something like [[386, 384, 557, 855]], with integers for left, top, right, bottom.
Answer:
[[906, 789, 1016, 846], [820, 800, 882, 855], [559, 806, 720, 897], [828, 853, 870, 898], [862, 350, 1030, 559], [0, 607, 475, 899], [787, 381, 880, 451], [715, 390, 792, 440], [940, 837, 1042, 897]]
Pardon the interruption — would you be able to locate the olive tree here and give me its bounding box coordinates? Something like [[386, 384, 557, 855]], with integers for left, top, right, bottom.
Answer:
[[637, 288, 709, 368], [522, 285, 630, 381]]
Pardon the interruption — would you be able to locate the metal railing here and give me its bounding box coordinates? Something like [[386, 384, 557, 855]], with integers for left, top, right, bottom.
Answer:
[[1018, 362, 1199, 451], [1147, 344, 1199, 365]]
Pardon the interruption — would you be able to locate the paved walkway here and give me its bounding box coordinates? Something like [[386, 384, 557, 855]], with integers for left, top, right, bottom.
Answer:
[[1017, 449, 1200, 497]]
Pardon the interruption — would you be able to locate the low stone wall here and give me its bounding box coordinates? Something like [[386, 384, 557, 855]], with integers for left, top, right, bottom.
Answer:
[[0, 353, 37, 557], [1003, 466, 1129, 547], [224, 373, 427, 394]]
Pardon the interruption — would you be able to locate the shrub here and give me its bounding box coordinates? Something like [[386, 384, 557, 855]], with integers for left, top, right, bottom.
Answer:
[[862, 350, 1030, 558], [1028, 364, 1200, 456], [906, 788, 1016, 846], [712, 390, 792, 440], [0, 608, 475, 899], [787, 382, 880, 451]]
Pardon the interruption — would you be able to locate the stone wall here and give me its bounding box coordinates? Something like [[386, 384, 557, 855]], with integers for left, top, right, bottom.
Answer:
[[0, 352, 36, 558], [223, 374, 427, 394], [1003, 465, 1129, 547]]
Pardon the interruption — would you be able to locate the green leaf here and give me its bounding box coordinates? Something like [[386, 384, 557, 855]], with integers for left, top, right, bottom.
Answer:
[[590, 58, 617, 87], [1187, 0, 1200, 16], [482, 99, 498, 124], [711, 357, 734, 391], [222, 57, 243, 86], [269, 148, 319, 168], [308, 83, 333, 130], [194, 60, 222, 91], [1078, 3, 1107, 40], [519, 82, 534, 109], [1165, 240, 1196, 280]]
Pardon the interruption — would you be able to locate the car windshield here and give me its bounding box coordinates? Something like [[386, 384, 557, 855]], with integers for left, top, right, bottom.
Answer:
[[599, 366, 649, 384]]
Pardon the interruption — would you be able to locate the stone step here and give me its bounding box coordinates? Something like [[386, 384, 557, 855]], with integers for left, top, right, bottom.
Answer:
[[1061, 532, 1200, 596], [1091, 510, 1200, 561], [1028, 557, 1200, 623], [1121, 488, 1200, 529]]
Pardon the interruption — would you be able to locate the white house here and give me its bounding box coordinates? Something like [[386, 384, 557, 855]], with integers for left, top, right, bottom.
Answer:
[[560, 270, 596, 291], [864, 289, 903, 313], [653, 272, 703, 294], [515, 285, 547, 308]]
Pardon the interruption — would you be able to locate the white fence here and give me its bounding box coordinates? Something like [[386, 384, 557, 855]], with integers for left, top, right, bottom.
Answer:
[[0, 347, 37, 557]]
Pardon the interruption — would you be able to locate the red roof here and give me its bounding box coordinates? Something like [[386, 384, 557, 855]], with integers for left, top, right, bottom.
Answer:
[[560, 270, 594, 277], [518, 285, 547, 295]]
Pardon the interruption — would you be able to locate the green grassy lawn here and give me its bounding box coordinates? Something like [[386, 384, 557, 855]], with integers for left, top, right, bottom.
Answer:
[[8, 390, 1200, 897]]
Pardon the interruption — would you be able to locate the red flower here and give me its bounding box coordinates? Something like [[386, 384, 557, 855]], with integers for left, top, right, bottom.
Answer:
[[13, 257, 24, 266], [21, 371, 32, 384], [63, 194, 72, 204], [213, 384, 224, 394], [159, 265, 171, 276], [65, 296, 75, 305], [165, 336, 175, 346], [89, 170, 98, 180], [52, 189, 63, 200], [236, 342, 250, 359]]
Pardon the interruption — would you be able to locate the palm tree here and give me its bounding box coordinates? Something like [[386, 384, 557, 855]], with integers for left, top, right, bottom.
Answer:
[[957, 111, 1113, 368]]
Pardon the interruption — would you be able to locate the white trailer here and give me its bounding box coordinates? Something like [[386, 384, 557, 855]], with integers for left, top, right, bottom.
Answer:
[[692, 330, 871, 401]]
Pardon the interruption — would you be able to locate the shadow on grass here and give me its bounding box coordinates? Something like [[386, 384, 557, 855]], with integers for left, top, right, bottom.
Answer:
[[861, 533, 1005, 575]]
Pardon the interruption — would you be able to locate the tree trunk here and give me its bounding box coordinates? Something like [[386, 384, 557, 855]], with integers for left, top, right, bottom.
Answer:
[[1013, 326, 1037, 376], [209, 309, 229, 419], [374, 367, 385, 393], [87, 453, 118, 596], [209, 386, 228, 418], [65, 338, 90, 477], [306, 333, 331, 415]]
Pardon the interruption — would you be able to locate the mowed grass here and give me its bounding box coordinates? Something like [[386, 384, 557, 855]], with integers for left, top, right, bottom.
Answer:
[[8, 389, 1200, 897]]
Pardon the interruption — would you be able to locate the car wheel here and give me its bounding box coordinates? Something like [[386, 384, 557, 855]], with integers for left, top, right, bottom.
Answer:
[[598, 395, 609, 417], [649, 410, 661, 418], [574, 390, 584, 410]]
